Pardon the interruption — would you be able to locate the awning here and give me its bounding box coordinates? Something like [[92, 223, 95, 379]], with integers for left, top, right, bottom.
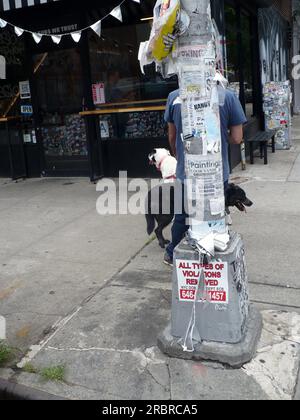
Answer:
[[0, 0, 60, 12], [256, 0, 275, 6]]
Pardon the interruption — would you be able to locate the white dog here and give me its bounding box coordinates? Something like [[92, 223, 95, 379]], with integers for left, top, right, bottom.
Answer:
[[148, 148, 177, 182], [146, 148, 177, 248]]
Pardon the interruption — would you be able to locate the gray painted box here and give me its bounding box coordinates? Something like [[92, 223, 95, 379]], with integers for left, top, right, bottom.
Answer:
[[171, 232, 250, 344]]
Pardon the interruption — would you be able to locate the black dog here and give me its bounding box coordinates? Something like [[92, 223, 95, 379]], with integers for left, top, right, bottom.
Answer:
[[225, 183, 253, 212], [146, 183, 253, 248], [145, 183, 176, 249]]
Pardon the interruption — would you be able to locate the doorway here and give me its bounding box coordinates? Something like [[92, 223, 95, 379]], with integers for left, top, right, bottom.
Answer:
[[33, 48, 89, 176]]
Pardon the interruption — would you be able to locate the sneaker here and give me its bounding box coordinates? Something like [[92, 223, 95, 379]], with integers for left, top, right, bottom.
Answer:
[[164, 252, 173, 267]]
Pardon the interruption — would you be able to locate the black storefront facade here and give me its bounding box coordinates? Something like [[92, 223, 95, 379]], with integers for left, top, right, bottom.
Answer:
[[0, 0, 290, 181]]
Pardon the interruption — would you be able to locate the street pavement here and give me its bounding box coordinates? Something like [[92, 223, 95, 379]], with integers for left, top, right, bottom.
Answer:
[[1, 120, 300, 400]]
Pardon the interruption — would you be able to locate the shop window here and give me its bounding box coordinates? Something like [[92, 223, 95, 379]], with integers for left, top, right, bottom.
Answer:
[[225, 5, 239, 85], [241, 12, 254, 119], [88, 20, 177, 140], [34, 49, 87, 157], [225, 4, 256, 120], [0, 26, 25, 118], [99, 110, 167, 140], [89, 23, 177, 104], [40, 114, 87, 157]]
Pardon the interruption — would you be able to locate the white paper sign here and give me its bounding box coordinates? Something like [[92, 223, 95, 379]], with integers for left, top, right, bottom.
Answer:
[[23, 133, 31, 143], [185, 155, 222, 177], [176, 260, 229, 304], [19, 80, 31, 99], [92, 82, 106, 105], [210, 197, 225, 215], [100, 120, 109, 139], [21, 105, 33, 115], [32, 130, 37, 144]]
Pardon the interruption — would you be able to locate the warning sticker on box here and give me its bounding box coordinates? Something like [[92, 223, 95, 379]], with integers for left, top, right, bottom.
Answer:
[[176, 260, 229, 304]]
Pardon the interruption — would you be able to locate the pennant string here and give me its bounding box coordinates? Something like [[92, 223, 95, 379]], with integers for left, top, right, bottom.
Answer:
[[0, 0, 138, 43]]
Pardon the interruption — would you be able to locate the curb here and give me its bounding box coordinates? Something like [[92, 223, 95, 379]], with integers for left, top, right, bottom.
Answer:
[[0, 378, 67, 400]]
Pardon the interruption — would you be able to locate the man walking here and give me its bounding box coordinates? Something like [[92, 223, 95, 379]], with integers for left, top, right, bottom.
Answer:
[[163, 88, 247, 266]]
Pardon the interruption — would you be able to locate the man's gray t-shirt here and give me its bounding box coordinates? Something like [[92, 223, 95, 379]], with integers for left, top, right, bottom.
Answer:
[[164, 89, 247, 183]]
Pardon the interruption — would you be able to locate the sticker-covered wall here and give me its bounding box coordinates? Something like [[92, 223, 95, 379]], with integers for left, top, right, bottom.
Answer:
[[259, 6, 292, 150]]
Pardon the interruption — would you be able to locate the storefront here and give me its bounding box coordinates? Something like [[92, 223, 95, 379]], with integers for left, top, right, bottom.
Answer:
[[0, 0, 292, 180]]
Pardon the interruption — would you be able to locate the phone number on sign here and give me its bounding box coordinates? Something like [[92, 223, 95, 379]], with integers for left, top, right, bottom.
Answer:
[[180, 290, 227, 302]]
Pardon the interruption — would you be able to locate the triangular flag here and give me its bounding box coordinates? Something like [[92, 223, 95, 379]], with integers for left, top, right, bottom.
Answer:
[[91, 20, 101, 37], [14, 27, 24, 37], [32, 33, 43, 44], [51, 35, 62, 44], [110, 6, 122, 22], [71, 31, 81, 43], [0, 19, 7, 28]]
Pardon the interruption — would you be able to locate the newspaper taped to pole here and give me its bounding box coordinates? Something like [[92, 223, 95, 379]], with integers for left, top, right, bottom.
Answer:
[[139, 0, 229, 251]]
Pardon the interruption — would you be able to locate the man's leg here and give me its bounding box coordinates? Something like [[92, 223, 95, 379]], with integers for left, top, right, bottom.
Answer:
[[224, 180, 229, 192], [164, 212, 189, 265], [164, 182, 189, 265]]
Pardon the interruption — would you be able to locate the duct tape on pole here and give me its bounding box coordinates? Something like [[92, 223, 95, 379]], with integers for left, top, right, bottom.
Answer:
[[139, 0, 262, 367]]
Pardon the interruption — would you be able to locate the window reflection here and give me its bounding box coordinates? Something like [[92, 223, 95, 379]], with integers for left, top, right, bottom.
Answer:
[[241, 13, 254, 119], [34, 50, 87, 157], [88, 21, 177, 140], [225, 5, 255, 119], [225, 5, 239, 84], [89, 23, 177, 106]]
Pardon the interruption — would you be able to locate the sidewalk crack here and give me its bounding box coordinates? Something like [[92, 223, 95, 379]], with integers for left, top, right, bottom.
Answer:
[[145, 365, 166, 390], [166, 363, 172, 400]]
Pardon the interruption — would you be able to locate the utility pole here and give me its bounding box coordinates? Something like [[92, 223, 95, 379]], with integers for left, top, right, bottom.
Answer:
[[175, 0, 228, 246], [141, 0, 262, 367]]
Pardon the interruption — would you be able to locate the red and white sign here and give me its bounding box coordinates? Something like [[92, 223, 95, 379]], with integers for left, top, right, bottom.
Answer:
[[176, 260, 229, 304], [92, 82, 105, 105]]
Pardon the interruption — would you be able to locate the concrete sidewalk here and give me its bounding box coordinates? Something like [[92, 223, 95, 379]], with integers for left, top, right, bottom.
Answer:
[[1, 121, 300, 400]]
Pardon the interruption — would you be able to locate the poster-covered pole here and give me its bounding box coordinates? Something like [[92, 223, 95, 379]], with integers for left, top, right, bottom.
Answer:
[[175, 0, 228, 249], [140, 0, 262, 366]]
